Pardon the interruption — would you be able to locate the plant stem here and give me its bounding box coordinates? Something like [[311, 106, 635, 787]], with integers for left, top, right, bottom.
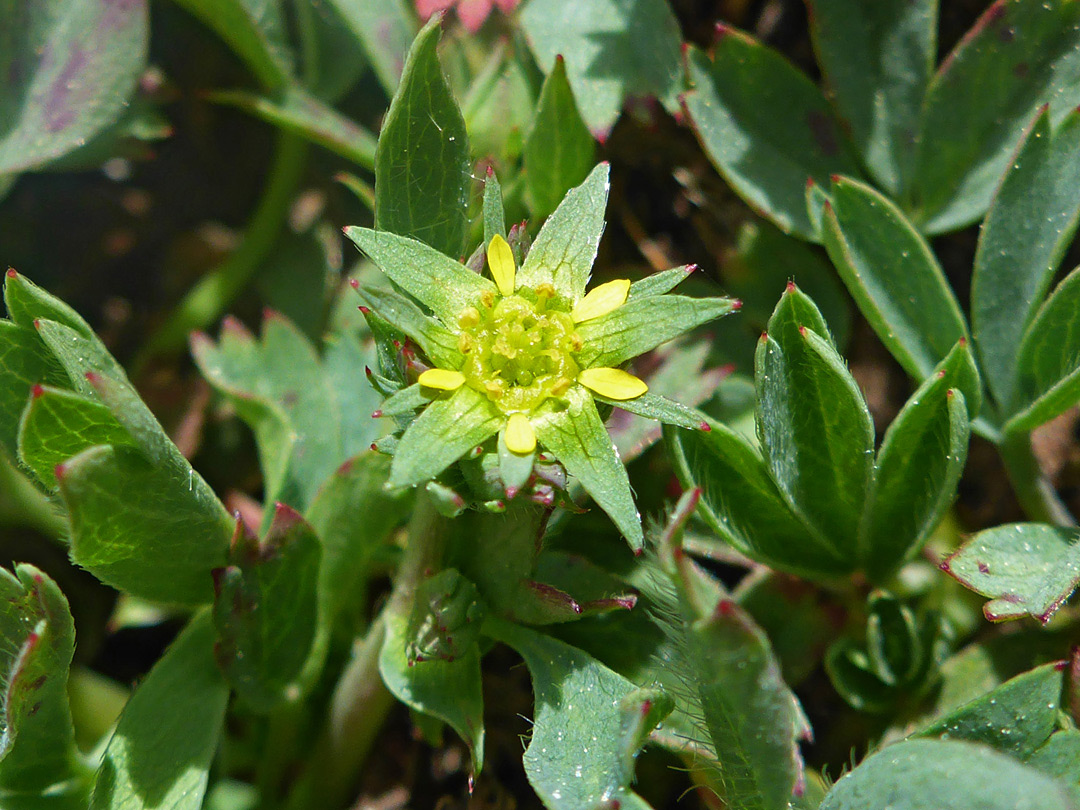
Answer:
[[285, 490, 446, 809], [133, 131, 308, 371], [999, 429, 1076, 526], [0, 453, 67, 541]]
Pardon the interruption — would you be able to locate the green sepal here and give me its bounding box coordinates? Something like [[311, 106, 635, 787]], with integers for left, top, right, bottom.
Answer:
[[373, 16, 470, 258], [757, 292, 875, 556], [523, 56, 595, 221], [0, 564, 87, 801], [1008, 267, 1080, 432], [626, 265, 695, 301], [972, 108, 1080, 409], [17, 384, 136, 490], [482, 169, 507, 247], [376, 383, 429, 419], [346, 228, 496, 326], [58, 444, 233, 606], [497, 430, 535, 497], [594, 391, 704, 432], [575, 294, 738, 368], [822, 176, 969, 382], [89, 611, 229, 810], [533, 386, 642, 551], [941, 522, 1080, 624], [390, 385, 502, 488], [517, 163, 609, 301], [352, 283, 463, 369], [212, 505, 321, 712]]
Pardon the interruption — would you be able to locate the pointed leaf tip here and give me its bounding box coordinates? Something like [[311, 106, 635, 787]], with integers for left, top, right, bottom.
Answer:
[[349, 278, 360, 289], [30, 383, 44, 398], [6, 268, 17, 279]]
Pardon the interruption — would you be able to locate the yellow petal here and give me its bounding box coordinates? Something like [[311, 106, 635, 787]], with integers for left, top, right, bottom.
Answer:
[[504, 413, 536, 454], [578, 367, 648, 400], [571, 279, 631, 323], [418, 368, 465, 391], [487, 234, 516, 296]]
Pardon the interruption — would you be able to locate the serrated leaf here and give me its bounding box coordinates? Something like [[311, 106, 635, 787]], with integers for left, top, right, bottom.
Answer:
[[169, 0, 292, 89], [324, 0, 414, 95], [0, 0, 148, 175], [910, 0, 1080, 234], [58, 444, 232, 606], [863, 354, 971, 580], [666, 420, 848, 577], [17, 385, 135, 490], [822, 176, 969, 382], [820, 739, 1075, 810], [374, 17, 469, 258], [486, 620, 666, 810], [390, 385, 501, 488], [209, 84, 376, 168], [1029, 730, 1080, 800], [533, 386, 642, 551], [807, 0, 936, 194], [346, 228, 496, 326], [4, 272, 100, 345], [89, 612, 229, 810], [575, 294, 737, 368], [1009, 267, 1080, 433], [0, 320, 63, 459], [683, 34, 860, 240], [322, 331, 383, 460], [942, 523, 1080, 623], [917, 661, 1063, 761], [524, 56, 596, 220], [757, 295, 875, 554], [0, 565, 86, 801], [517, 163, 609, 300], [379, 611, 484, 772], [519, 0, 683, 138], [213, 505, 321, 711], [972, 108, 1080, 410]]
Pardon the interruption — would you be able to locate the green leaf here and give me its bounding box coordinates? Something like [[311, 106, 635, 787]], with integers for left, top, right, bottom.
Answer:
[[345, 228, 497, 326], [820, 739, 1075, 810], [4, 272, 99, 343], [169, 0, 292, 89], [1009, 267, 1080, 432], [0, 565, 86, 801], [972, 108, 1080, 410], [576, 294, 738, 368], [863, 355, 971, 580], [917, 662, 1064, 761], [212, 505, 321, 711], [523, 56, 596, 220], [683, 34, 860, 240], [322, 331, 383, 460], [58, 444, 232, 606], [1029, 730, 1080, 799], [390, 385, 502, 488], [807, 0, 936, 194], [486, 620, 668, 810], [595, 392, 703, 432], [625, 265, 695, 301], [17, 385, 135, 490], [666, 419, 848, 577], [482, 170, 506, 247], [323, 0, 414, 95], [89, 612, 229, 810], [822, 176, 969, 382], [533, 386, 642, 551], [209, 85, 377, 168], [0, 320, 62, 459], [756, 293, 875, 554], [687, 600, 809, 810], [0, 0, 148, 175], [942, 523, 1080, 623], [379, 611, 484, 772], [519, 0, 683, 138], [374, 17, 469, 258], [517, 163, 609, 301], [32, 320, 126, 399], [910, 0, 1080, 234]]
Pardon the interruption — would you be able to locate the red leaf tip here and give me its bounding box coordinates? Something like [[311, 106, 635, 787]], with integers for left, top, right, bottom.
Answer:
[[349, 278, 360, 289], [731, 298, 743, 311], [30, 383, 45, 399], [716, 599, 736, 617], [798, 325, 808, 336], [486, 165, 494, 178], [699, 420, 711, 432], [958, 336, 967, 346], [358, 305, 371, 315], [714, 21, 732, 38], [829, 173, 841, 183], [371, 409, 383, 418], [805, 177, 816, 189], [5, 268, 16, 279], [84, 371, 100, 384], [54, 462, 67, 482], [505, 486, 519, 499], [785, 280, 797, 293]]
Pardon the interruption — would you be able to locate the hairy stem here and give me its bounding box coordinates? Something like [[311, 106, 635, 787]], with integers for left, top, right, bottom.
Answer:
[[0, 453, 67, 541], [285, 490, 446, 809], [999, 429, 1076, 527]]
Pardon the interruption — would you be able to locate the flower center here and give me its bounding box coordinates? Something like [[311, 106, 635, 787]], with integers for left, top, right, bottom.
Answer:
[[458, 292, 581, 414]]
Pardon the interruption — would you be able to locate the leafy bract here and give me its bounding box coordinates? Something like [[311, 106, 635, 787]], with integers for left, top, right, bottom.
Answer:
[[90, 612, 229, 810], [519, 0, 683, 138], [942, 523, 1080, 623], [374, 17, 470, 258], [972, 108, 1080, 410], [683, 32, 860, 239], [0, 0, 149, 175]]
